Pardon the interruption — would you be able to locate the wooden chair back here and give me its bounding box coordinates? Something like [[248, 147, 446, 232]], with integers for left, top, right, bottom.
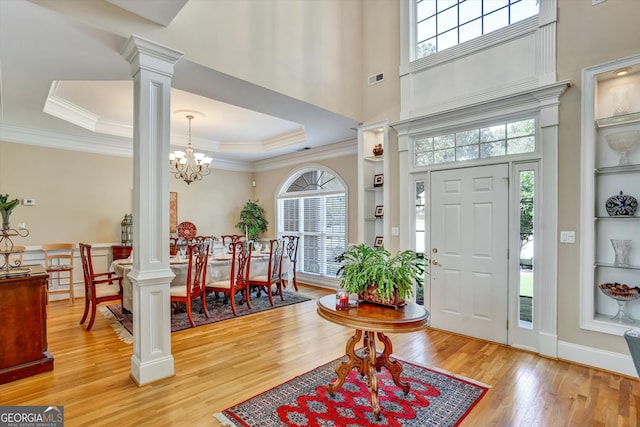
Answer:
[[281, 235, 300, 290], [230, 241, 251, 292], [205, 240, 253, 316], [186, 241, 210, 297], [42, 243, 75, 304], [171, 241, 210, 327], [221, 235, 245, 252], [78, 243, 123, 330], [249, 239, 284, 305]]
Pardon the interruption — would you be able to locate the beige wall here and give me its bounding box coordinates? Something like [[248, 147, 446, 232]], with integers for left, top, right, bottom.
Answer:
[[0, 141, 253, 247], [556, 0, 640, 353]]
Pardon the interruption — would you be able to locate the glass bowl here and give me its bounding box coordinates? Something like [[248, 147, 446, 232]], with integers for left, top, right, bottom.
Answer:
[[605, 130, 640, 165]]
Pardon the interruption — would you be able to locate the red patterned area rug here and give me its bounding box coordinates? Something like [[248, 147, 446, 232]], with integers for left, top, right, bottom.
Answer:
[[214, 357, 489, 427], [101, 290, 310, 338]]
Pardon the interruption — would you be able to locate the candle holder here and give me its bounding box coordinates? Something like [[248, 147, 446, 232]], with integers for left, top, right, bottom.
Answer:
[[336, 289, 349, 310]]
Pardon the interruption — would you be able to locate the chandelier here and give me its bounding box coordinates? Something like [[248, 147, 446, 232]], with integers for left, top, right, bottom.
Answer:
[[169, 114, 212, 184]]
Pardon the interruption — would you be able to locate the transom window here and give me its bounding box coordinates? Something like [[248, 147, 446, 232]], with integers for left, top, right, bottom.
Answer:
[[277, 168, 346, 279], [413, 118, 535, 166], [415, 0, 539, 59]]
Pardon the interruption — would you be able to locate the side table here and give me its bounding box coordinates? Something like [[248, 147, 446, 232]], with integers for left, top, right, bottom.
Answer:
[[316, 294, 429, 420]]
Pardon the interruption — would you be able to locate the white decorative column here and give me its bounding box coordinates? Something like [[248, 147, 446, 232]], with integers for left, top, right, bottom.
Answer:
[[121, 35, 183, 385]]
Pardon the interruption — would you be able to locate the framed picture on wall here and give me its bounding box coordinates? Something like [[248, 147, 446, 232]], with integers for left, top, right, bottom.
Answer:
[[170, 192, 178, 233], [374, 236, 384, 247], [374, 205, 384, 218], [373, 174, 384, 187]]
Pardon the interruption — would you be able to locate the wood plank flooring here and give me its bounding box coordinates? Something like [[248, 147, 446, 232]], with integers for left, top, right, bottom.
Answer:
[[1, 284, 638, 426]]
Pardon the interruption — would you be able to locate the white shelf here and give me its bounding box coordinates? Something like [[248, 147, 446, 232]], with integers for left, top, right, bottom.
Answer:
[[581, 54, 640, 335], [357, 121, 391, 247]]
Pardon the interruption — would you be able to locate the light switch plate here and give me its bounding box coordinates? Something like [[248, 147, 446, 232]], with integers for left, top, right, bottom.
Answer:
[[560, 231, 576, 243]]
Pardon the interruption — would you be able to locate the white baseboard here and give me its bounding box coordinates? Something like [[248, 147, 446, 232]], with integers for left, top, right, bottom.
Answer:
[[558, 340, 637, 377]]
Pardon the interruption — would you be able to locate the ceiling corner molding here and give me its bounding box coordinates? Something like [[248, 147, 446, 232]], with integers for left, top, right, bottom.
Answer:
[[0, 123, 132, 157], [262, 127, 307, 151], [253, 138, 357, 172], [44, 82, 100, 132]]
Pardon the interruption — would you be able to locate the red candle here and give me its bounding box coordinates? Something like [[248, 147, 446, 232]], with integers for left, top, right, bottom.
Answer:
[[336, 290, 349, 310]]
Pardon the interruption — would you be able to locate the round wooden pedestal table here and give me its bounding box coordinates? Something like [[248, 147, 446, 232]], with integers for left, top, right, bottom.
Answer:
[[316, 294, 429, 420]]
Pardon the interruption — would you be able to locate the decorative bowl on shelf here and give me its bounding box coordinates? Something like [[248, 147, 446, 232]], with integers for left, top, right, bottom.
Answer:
[[599, 283, 640, 301], [605, 191, 638, 216], [599, 283, 640, 323], [605, 130, 640, 165]]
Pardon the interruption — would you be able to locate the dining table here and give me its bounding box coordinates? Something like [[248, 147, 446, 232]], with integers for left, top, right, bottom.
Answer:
[[111, 251, 275, 312]]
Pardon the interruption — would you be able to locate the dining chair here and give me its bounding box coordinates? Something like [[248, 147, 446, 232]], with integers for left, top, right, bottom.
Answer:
[[281, 235, 300, 291], [205, 241, 252, 316], [249, 239, 284, 305], [42, 243, 76, 304], [221, 234, 245, 252], [170, 241, 210, 328], [79, 243, 123, 331]]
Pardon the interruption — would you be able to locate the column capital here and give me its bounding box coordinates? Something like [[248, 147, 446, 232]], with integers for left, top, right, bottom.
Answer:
[[121, 34, 183, 77]]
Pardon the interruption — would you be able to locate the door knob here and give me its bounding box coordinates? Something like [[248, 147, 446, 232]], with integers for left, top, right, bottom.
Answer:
[[431, 259, 441, 266]]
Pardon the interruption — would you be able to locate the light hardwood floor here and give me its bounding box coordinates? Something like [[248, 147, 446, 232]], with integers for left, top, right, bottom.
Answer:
[[1, 284, 638, 426]]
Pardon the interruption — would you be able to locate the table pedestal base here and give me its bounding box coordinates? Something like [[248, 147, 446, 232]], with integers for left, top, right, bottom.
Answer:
[[327, 329, 409, 420]]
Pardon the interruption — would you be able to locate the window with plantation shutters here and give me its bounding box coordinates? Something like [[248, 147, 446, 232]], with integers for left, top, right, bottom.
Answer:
[[277, 168, 347, 280]]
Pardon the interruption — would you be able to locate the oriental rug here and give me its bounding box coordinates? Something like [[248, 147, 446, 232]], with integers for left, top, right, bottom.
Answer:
[[214, 357, 489, 427], [100, 290, 311, 342]]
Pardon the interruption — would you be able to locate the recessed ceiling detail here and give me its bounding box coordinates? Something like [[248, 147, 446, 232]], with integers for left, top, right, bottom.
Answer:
[[43, 80, 307, 154]]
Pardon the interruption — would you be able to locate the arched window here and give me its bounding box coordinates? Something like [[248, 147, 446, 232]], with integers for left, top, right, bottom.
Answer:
[[277, 166, 347, 281]]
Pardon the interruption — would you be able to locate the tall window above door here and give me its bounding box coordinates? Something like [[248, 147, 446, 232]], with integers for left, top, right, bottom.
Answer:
[[277, 167, 347, 280], [415, 0, 539, 60]]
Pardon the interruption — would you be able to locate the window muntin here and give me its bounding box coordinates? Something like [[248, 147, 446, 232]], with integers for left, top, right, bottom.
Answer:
[[277, 168, 346, 279], [415, 0, 539, 59], [413, 118, 535, 167]]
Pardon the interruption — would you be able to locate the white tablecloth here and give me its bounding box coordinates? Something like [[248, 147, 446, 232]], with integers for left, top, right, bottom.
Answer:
[[111, 254, 274, 311]]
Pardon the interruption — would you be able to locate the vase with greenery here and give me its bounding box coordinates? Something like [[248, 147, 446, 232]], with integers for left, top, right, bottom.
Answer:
[[0, 193, 20, 231], [335, 244, 426, 307], [236, 199, 268, 242]]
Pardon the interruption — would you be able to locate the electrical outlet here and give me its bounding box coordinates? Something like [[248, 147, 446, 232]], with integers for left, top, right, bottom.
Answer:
[[23, 198, 35, 206]]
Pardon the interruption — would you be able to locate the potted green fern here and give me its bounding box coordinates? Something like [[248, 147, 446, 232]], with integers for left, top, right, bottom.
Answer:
[[236, 199, 268, 242], [336, 244, 425, 307]]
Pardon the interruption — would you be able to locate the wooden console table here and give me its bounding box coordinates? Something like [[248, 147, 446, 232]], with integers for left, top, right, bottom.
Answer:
[[317, 294, 429, 420], [0, 265, 54, 384], [112, 245, 132, 261]]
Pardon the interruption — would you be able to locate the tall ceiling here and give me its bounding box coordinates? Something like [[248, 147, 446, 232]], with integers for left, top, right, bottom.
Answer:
[[0, 0, 360, 169]]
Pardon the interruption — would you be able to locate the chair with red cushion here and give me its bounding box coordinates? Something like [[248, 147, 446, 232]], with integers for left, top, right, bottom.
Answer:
[[170, 241, 210, 328], [79, 243, 123, 331], [249, 239, 284, 305], [205, 241, 252, 316]]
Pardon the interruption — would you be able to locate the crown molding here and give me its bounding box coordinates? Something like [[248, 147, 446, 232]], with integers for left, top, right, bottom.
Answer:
[[0, 123, 133, 157], [0, 123, 253, 172], [252, 138, 357, 172]]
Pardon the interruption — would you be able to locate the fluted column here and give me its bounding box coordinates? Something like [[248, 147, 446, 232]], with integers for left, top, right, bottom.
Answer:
[[121, 35, 183, 385]]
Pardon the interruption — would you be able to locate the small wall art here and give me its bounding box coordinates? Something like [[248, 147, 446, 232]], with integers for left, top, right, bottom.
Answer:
[[374, 236, 384, 247], [374, 205, 384, 218], [373, 174, 384, 187]]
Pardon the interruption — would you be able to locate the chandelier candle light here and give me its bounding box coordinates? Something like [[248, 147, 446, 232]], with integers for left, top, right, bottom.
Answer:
[[169, 114, 212, 185]]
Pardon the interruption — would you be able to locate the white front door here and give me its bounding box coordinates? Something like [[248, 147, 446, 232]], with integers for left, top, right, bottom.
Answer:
[[429, 164, 509, 344]]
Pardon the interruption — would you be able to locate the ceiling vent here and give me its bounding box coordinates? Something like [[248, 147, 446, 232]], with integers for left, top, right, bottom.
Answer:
[[368, 73, 384, 86]]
